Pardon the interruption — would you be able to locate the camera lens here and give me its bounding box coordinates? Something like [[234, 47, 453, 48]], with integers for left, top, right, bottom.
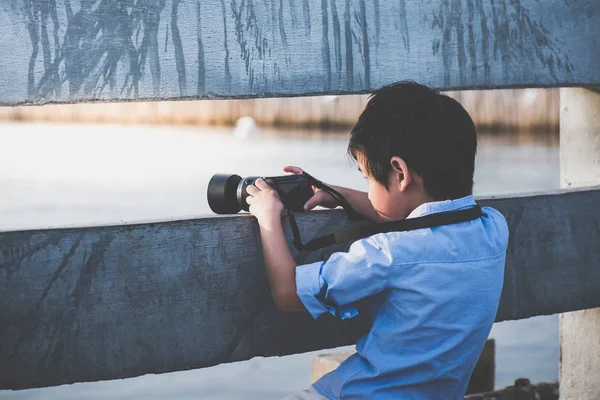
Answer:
[[237, 176, 260, 212], [207, 174, 243, 214]]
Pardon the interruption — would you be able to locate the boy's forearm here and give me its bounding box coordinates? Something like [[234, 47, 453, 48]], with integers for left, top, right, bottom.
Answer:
[[329, 184, 382, 222], [258, 218, 305, 312]]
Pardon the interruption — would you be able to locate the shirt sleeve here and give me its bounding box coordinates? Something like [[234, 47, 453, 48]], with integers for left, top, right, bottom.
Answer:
[[295, 233, 394, 320]]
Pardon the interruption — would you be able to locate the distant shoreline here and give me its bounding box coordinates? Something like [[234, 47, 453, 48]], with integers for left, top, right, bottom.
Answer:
[[0, 89, 558, 133]]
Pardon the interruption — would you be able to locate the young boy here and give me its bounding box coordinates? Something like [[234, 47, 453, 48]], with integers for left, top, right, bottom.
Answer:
[[245, 82, 508, 399]]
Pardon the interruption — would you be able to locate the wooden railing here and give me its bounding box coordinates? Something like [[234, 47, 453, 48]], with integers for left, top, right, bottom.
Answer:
[[1, 0, 599, 397], [0, 0, 597, 106], [1, 188, 600, 389]]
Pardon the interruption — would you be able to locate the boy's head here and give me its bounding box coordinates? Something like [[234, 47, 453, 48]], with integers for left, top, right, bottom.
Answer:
[[348, 81, 477, 219]]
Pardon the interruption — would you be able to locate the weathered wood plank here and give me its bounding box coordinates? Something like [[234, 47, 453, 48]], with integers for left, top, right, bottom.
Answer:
[[0, 0, 598, 106], [1, 188, 600, 389]]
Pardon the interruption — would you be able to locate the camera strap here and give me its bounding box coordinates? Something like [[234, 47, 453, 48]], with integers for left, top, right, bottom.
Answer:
[[284, 173, 483, 251], [300, 171, 362, 220]]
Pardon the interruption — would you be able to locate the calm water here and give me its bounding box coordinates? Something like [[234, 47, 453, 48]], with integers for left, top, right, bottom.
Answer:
[[0, 123, 559, 399]]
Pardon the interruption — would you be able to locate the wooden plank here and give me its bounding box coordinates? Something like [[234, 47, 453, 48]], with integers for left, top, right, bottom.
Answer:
[[0, 0, 598, 106], [2, 187, 600, 389]]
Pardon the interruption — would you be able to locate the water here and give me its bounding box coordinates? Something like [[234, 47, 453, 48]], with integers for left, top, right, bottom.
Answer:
[[0, 123, 559, 399]]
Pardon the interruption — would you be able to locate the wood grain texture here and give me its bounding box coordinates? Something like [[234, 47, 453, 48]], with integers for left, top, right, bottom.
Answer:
[[0, 0, 598, 106], [2, 187, 600, 389]]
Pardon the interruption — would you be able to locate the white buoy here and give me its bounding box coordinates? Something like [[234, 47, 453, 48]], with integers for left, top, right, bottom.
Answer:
[[233, 116, 259, 139], [321, 95, 338, 104]]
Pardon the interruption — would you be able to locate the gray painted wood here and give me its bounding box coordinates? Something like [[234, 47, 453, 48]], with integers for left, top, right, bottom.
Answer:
[[2, 187, 600, 389], [0, 0, 598, 106]]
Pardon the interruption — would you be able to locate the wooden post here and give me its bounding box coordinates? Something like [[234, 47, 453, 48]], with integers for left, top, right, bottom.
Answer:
[[559, 88, 600, 399]]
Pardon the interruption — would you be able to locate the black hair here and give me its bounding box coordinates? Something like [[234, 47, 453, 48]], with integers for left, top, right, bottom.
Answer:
[[348, 81, 477, 200]]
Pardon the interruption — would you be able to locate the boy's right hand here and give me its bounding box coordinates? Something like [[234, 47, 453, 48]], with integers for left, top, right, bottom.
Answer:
[[283, 166, 339, 211]]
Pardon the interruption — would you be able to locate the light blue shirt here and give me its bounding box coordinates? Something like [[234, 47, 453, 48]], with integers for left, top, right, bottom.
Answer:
[[295, 195, 508, 399]]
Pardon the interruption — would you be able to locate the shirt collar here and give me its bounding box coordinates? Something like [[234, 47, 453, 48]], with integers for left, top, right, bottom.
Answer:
[[406, 195, 476, 219]]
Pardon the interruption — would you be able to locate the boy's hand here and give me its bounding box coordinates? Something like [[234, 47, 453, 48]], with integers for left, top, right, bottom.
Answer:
[[283, 166, 339, 210], [246, 178, 286, 226]]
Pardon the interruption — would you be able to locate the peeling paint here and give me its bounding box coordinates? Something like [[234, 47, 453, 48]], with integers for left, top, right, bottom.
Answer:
[[431, 0, 575, 88], [197, 1, 205, 94], [330, 0, 342, 80], [358, 0, 370, 89], [171, 0, 187, 96], [321, 0, 331, 91], [344, 0, 353, 91], [220, 0, 232, 91], [395, 0, 409, 52], [302, 0, 311, 33]]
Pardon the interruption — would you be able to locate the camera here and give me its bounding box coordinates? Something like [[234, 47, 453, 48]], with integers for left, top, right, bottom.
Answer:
[[207, 173, 314, 214]]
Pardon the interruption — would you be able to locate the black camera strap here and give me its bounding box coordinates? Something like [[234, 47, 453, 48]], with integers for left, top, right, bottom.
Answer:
[[300, 171, 362, 220], [285, 173, 484, 251]]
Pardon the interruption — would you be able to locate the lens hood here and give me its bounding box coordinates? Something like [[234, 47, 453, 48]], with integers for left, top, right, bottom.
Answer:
[[207, 174, 243, 214]]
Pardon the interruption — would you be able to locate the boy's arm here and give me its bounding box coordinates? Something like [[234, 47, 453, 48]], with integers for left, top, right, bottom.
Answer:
[[326, 184, 381, 223], [258, 218, 304, 311], [246, 179, 305, 312], [283, 166, 381, 223]]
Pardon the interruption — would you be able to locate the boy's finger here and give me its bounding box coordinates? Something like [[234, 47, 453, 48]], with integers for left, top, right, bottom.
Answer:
[[246, 184, 259, 195], [254, 178, 271, 191], [246, 196, 253, 205], [283, 166, 303, 175], [304, 196, 319, 210]]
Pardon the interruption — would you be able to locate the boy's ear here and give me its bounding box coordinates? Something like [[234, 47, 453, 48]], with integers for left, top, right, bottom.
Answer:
[[390, 156, 411, 191]]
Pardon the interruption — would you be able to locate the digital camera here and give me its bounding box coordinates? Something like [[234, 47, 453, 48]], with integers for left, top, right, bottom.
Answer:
[[207, 173, 314, 214]]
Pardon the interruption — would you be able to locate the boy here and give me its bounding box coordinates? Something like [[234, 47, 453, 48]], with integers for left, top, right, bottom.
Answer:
[[245, 82, 508, 399]]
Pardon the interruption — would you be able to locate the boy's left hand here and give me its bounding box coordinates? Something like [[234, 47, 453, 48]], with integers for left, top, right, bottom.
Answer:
[[246, 179, 286, 226]]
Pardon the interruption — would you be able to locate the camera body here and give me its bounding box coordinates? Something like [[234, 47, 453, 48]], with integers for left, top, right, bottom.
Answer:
[[207, 173, 314, 214]]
